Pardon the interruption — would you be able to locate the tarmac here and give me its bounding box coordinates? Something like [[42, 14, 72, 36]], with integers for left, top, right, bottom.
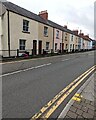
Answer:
[[58, 72, 96, 119]]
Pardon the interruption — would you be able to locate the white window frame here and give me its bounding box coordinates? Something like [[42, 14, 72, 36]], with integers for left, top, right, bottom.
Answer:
[[23, 19, 29, 32], [44, 26, 48, 36], [71, 35, 73, 41], [56, 30, 59, 39], [19, 39, 26, 50], [46, 42, 49, 50]]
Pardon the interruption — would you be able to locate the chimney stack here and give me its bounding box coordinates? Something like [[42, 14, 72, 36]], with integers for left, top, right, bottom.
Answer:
[[73, 30, 78, 35], [39, 10, 48, 20], [64, 25, 67, 29], [79, 33, 84, 37]]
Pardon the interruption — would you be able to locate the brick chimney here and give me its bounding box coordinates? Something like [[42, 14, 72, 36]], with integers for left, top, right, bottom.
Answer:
[[84, 35, 89, 38], [64, 25, 67, 29], [73, 30, 78, 35], [79, 33, 84, 37], [39, 10, 48, 20]]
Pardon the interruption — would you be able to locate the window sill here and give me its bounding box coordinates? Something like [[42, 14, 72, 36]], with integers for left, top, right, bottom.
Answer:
[[44, 35, 48, 37], [56, 37, 59, 39], [22, 31, 30, 34]]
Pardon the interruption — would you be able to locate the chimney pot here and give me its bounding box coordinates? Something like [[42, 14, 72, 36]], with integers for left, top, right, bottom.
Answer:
[[39, 10, 48, 20], [64, 25, 67, 29], [73, 30, 78, 35]]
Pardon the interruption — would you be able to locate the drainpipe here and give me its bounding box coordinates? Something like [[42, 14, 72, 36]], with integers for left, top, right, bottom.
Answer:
[[7, 10, 10, 57], [0, 16, 2, 57], [52, 28, 54, 53], [62, 31, 63, 52]]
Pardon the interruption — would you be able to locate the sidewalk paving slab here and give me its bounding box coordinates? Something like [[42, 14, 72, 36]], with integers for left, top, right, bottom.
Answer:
[[58, 72, 95, 119]]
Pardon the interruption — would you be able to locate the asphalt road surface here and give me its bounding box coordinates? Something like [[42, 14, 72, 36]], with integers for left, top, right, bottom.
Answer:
[[2, 51, 94, 119]]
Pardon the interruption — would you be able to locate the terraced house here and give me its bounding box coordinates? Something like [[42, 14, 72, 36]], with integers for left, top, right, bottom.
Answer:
[[0, 1, 93, 57]]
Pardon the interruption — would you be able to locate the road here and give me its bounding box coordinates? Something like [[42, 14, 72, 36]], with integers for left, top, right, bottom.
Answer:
[[2, 51, 95, 119]]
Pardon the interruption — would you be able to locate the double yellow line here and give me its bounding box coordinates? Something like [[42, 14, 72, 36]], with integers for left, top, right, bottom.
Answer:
[[31, 65, 96, 119]]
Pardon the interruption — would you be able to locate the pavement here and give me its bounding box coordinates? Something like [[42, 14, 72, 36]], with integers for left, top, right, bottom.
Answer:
[[58, 72, 96, 119]]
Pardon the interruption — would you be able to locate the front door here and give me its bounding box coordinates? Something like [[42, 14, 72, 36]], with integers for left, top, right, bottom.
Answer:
[[62, 43, 64, 50], [38, 41, 42, 54], [33, 40, 37, 55]]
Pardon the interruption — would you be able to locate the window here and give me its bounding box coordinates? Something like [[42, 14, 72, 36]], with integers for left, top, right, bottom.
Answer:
[[55, 43, 57, 51], [71, 35, 73, 41], [23, 20, 29, 32], [65, 33, 67, 41], [65, 36, 67, 41], [19, 39, 26, 50], [66, 44, 68, 49], [46, 42, 49, 50], [44, 26, 48, 36], [70, 44, 72, 49], [56, 30, 59, 39]]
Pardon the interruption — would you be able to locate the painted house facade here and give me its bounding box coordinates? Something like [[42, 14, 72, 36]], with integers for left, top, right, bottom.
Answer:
[[63, 26, 70, 52], [54, 28, 62, 52], [73, 30, 79, 50], [38, 11, 53, 54], [69, 34, 75, 52], [0, 1, 94, 57]]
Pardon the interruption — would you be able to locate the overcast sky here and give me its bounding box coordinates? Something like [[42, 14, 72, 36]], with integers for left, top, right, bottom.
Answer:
[[8, 0, 95, 39]]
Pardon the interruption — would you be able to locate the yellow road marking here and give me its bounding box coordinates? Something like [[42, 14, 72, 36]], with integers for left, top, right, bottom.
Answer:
[[72, 97, 81, 102], [75, 93, 82, 97], [42, 67, 95, 118], [31, 65, 95, 119], [72, 93, 83, 102]]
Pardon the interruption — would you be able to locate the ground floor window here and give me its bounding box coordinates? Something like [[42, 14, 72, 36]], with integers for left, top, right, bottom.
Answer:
[[19, 39, 26, 50], [46, 42, 50, 50], [66, 44, 68, 49], [70, 44, 72, 49]]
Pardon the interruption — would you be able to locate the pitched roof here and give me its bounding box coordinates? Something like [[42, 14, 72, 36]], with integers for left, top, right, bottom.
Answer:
[[2, 1, 80, 36], [2, 1, 49, 25]]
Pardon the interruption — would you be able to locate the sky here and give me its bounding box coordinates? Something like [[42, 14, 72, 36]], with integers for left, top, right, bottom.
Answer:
[[7, 0, 95, 39]]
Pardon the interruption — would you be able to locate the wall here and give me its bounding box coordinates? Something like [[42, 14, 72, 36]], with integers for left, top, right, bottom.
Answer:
[[68, 34, 75, 52], [63, 32, 70, 50], [8, 11, 38, 56], [38, 23, 53, 51], [54, 28, 62, 52]]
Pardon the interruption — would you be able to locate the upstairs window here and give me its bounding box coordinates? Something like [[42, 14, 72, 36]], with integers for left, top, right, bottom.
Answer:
[[65, 36, 67, 41], [19, 39, 26, 50], [56, 30, 59, 39], [71, 35, 73, 41], [44, 26, 48, 36], [23, 20, 29, 32]]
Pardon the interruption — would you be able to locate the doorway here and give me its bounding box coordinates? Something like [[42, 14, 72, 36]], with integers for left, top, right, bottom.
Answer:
[[33, 40, 37, 55], [38, 41, 42, 54]]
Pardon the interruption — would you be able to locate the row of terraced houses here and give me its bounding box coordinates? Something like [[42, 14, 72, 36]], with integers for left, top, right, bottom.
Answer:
[[0, 1, 95, 57]]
